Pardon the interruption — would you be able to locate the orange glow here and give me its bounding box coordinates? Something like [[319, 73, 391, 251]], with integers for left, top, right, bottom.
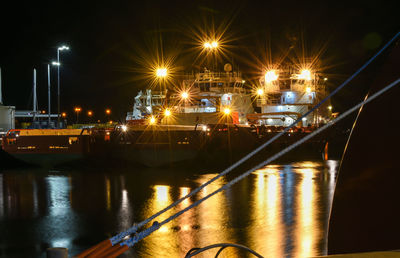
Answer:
[[156, 68, 168, 78], [203, 41, 219, 49], [149, 116, 156, 125], [265, 70, 278, 83], [181, 92, 189, 99], [87, 111, 93, 116], [294, 166, 319, 257], [105, 109, 111, 115], [164, 109, 171, 117], [299, 69, 312, 81], [61, 112, 67, 118], [74, 107, 81, 112]]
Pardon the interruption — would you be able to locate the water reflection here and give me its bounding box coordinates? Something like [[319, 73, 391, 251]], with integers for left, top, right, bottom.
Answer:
[[249, 167, 284, 257], [142, 184, 179, 257], [295, 167, 316, 257], [195, 174, 233, 256], [45, 175, 77, 250], [0, 174, 3, 218], [46, 176, 71, 216], [0, 160, 338, 257]]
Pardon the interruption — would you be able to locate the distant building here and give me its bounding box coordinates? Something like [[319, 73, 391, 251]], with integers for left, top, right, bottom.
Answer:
[[0, 105, 15, 133]]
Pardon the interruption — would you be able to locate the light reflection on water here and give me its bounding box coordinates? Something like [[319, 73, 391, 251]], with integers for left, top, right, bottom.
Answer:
[[0, 160, 338, 257]]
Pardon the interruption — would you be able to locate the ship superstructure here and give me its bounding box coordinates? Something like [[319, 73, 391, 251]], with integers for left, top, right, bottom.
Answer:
[[166, 66, 253, 125], [248, 63, 331, 127], [126, 65, 254, 126], [125, 89, 166, 124]]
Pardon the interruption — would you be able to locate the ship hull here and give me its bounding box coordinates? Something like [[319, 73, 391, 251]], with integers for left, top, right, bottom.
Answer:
[[1, 129, 90, 167], [6, 153, 85, 167], [95, 124, 345, 168]]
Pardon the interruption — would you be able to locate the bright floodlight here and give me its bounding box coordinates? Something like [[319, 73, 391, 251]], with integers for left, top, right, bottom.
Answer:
[[204, 42, 211, 48], [306, 87, 312, 93], [59, 45, 69, 51], [223, 108, 231, 115], [299, 69, 312, 81], [181, 92, 189, 99], [211, 41, 218, 48], [121, 125, 128, 132], [156, 68, 167, 78], [257, 88, 264, 96], [149, 116, 156, 124], [164, 109, 171, 117], [265, 70, 278, 83], [52, 61, 60, 66]]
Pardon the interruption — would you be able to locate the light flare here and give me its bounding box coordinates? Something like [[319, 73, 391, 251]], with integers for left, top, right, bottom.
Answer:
[[298, 69, 312, 81], [265, 70, 278, 83]]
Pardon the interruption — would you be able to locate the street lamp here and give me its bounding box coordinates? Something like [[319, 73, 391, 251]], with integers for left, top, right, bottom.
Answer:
[[56, 45, 69, 128], [74, 107, 81, 123], [203, 40, 219, 70], [155, 67, 168, 103]]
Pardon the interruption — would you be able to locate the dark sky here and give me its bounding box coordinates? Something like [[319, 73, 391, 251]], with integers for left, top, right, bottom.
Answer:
[[0, 0, 398, 122]]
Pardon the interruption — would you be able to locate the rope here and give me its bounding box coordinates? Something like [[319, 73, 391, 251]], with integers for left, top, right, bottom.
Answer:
[[184, 243, 264, 257], [119, 77, 400, 248], [108, 31, 400, 245]]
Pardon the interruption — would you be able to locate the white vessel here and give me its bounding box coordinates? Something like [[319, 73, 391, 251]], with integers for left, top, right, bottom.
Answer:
[[126, 64, 254, 126], [248, 62, 332, 128]]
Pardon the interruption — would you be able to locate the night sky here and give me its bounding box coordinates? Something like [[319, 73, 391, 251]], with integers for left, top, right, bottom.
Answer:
[[0, 0, 398, 123]]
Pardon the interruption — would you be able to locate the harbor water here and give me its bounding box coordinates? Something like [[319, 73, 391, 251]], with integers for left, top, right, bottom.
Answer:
[[0, 160, 338, 257]]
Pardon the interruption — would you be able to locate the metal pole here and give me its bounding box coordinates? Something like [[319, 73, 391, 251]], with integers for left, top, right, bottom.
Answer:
[[0, 67, 3, 105], [48, 64, 51, 126], [33, 69, 37, 122], [57, 49, 60, 128]]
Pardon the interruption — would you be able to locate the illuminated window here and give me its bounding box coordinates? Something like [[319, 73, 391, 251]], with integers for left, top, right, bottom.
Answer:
[[68, 137, 79, 144]]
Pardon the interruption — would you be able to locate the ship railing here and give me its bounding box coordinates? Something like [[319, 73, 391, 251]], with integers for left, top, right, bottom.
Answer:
[[256, 98, 280, 106], [183, 71, 242, 81]]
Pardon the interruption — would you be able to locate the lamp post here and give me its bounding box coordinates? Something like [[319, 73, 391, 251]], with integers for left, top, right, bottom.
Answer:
[[105, 109, 111, 123], [56, 45, 69, 128], [156, 67, 168, 105], [47, 64, 51, 126], [203, 40, 219, 70], [87, 110, 93, 124], [74, 107, 81, 123]]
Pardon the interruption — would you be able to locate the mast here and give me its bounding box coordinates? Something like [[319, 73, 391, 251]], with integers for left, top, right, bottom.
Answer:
[[48, 64, 51, 125], [0, 67, 3, 105], [33, 69, 37, 122]]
